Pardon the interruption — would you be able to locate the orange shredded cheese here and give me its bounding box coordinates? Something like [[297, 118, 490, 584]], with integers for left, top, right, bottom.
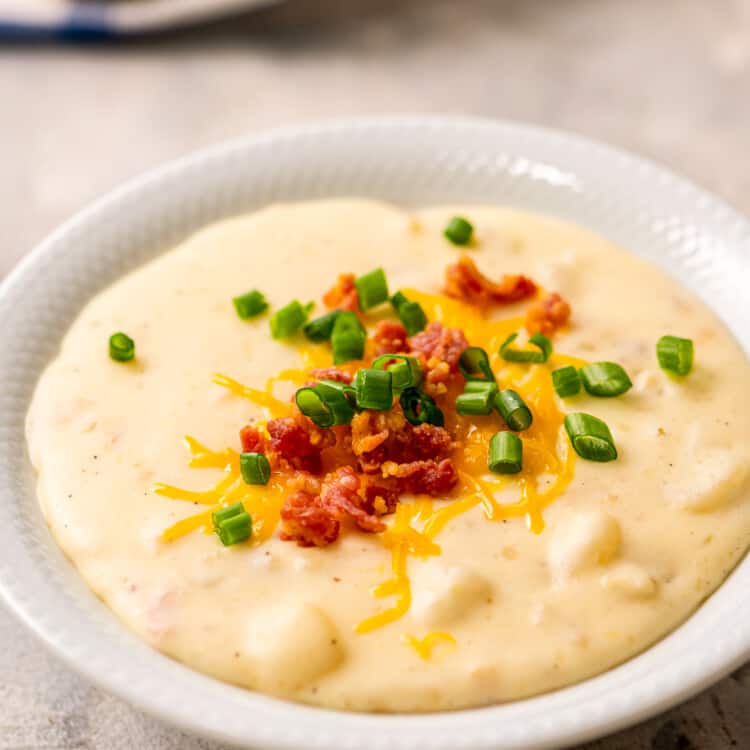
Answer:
[[402, 631, 457, 660], [155, 287, 580, 639]]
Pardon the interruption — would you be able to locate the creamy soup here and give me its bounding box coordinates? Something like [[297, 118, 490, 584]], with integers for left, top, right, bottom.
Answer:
[[26, 200, 750, 712]]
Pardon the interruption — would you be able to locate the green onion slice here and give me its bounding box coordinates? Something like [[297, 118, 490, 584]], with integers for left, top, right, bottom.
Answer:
[[270, 300, 313, 339], [390, 290, 428, 336], [488, 431, 523, 474], [444, 216, 474, 246], [400, 387, 445, 427], [495, 389, 533, 431], [499, 332, 553, 363], [372, 354, 423, 393], [564, 412, 618, 462], [458, 346, 495, 382], [551, 365, 582, 398], [213, 502, 245, 525], [331, 310, 366, 364], [232, 289, 268, 320], [579, 362, 632, 397], [296, 381, 356, 428], [212, 502, 252, 546], [303, 310, 340, 342], [354, 368, 393, 411], [456, 389, 495, 416], [463, 380, 499, 397], [240, 452, 271, 485], [355, 268, 389, 311], [390, 290, 409, 311], [656, 335, 694, 376], [109, 332, 135, 363], [398, 300, 428, 336]]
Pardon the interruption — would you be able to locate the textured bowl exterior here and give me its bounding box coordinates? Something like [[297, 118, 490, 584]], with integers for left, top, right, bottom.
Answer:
[[0, 117, 749, 750]]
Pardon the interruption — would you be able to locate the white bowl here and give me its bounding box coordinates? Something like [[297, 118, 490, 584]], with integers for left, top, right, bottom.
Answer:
[[1, 116, 749, 750]]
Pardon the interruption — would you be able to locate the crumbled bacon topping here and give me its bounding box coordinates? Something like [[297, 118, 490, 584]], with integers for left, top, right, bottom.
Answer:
[[280, 491, 340, 547], [266, 413, 335, 474], [307, 367, 353, 384], [363, 482, 400, 516], [525, 292, 571, 336], [382, 458, 458, 496], [320, 466, 385, 533], [408, 321, 469, 394], [240, 425, 265, 454], [322, 273, 359, 311], [350, 409, 455, 483], [372, 320, 409, 356], [443, 254, 537, 307]]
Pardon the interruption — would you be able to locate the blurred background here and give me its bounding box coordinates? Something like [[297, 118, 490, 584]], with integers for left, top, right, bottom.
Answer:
[[1, 1, 749, 748]]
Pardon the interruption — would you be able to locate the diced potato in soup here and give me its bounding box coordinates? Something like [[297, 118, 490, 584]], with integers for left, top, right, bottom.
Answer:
[[26, 200, 750, 712]]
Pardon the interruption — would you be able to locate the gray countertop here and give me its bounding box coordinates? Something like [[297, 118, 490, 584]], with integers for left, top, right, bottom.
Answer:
[[1, 0, 749, 747]]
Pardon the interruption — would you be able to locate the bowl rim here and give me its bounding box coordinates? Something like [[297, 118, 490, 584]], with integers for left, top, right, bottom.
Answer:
[[2, 114, 749, 750]]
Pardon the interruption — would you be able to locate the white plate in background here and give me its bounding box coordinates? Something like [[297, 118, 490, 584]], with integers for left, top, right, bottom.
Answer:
[[0, 116, 748, 749]]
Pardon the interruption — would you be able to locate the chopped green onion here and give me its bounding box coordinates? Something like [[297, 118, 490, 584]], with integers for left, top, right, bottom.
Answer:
[[109, 332, 135, 363], [580, 362, 632, 397], [444, 216, 474, 246], [552, 366, 582, 398], [488, 432, 523, 474], [213, 502, 245, 526], [390, 290, 428, 335], [495, 389, 533, 431], [296, 382, 355, 428], [270, 300, 313, 339], [656, 335, 694, 376], [398, 301, 428, 336], [372, 354, 423, 393], [499, 332, 553, 363], [354, 368, 393, 411], [456, 389, 495, 416], [303, 310, 340, 342], [212, 503, 253, 547], [390, 291, 409, 311], [331, 311, 366, 364], [240, 452, 271, 485], [458, 346, 495, 382], [232, 290, 268, 320], [212, 502, 252, 546], [400, 387, 445, 427], [464, 380, 499, 397], [564, 413, 618, 462], [355, 268, 389, 311]]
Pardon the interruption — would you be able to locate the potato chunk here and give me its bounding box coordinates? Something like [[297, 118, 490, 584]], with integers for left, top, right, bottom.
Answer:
[[548, 511, 621, 583], [244, 603, 344, 694]]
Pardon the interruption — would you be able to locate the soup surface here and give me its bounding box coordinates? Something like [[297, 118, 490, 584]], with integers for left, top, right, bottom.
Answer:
[[26, 200, 750, 711]]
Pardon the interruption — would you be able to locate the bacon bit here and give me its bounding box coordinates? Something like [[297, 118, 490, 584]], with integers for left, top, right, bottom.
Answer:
[[320, 467, 385, 533], [363, 483, 400, 516], [409, 323, 468, 374], [525, 292, 571, 336], [307, 367, 353, 384], [286, 472, 323, 496], [323, 273, 359, 311], [351, 410, 455, 476], [372, 320, 409, 356], [280, 491, 340, 547], [412, 423, 455, 460], [408, 322, 469, 394], [443, 254, 537, 306], [239, 425, 265, 454], [351, 411, 399, 458], [382, 458, 458, 496], [266, 415, 335, 474]]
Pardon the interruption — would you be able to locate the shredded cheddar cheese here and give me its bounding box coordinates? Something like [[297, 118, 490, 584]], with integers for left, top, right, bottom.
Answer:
[[154, 288, 579, 639], [402, 632, 457, 660]]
